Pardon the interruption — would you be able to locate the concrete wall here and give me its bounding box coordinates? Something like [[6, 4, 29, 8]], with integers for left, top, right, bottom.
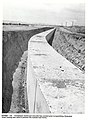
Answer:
[[27, 29, 55, 113], [27, 28, 84, 114], [46, 29, 56, 46]]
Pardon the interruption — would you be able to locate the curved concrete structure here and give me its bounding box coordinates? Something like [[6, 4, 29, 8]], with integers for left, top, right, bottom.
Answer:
[[27, 29, 55, 113], [27, 29, 84, 113]]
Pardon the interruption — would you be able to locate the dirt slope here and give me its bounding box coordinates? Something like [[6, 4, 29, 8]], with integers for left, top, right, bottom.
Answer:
[[9, 51, 28, 113], [52, 27, 85, 72]]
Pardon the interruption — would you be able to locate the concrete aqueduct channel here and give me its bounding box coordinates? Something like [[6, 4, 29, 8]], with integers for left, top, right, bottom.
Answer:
[[26, 29, 84, 113], [3, 27, 85, 113]]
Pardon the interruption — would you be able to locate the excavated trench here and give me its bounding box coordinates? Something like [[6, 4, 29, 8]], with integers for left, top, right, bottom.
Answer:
[[2, 27, 53, 113], [2, 26, 85, 113]]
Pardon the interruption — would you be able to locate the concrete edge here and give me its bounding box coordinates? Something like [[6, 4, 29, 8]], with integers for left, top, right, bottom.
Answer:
[[27, 29, 55, 113]]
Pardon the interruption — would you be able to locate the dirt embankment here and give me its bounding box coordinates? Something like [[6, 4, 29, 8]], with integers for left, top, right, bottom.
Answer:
[[9, 51, 28, 113], [51, 27, 85, 72], [2, 27, 53, 113]]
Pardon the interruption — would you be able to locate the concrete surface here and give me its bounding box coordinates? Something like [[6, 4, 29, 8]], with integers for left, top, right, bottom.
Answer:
[[28, 29, 85, 114]]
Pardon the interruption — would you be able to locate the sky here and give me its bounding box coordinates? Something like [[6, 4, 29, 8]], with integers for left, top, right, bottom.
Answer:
[[3, 0, 85, 26]]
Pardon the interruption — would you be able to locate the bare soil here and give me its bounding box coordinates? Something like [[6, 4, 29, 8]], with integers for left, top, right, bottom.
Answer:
[[9, 51, 29, 113], [52, 27, 85, 72]]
